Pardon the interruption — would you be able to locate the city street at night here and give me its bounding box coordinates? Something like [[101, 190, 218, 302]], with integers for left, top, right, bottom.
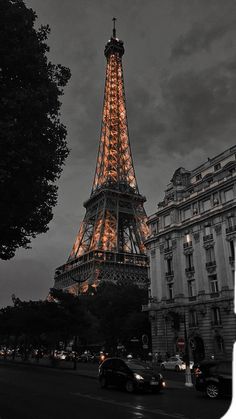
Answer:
[[0, 362, 231, 419]]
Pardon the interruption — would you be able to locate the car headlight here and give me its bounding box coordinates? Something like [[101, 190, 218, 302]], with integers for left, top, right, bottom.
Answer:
[[134, 373, 144, 381]]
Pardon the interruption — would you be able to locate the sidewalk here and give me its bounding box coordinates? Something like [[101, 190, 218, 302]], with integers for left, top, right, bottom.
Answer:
[[0, 357, 192, 389]]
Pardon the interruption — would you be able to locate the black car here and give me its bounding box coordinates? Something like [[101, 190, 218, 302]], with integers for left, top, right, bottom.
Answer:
[[98, 357, 165, 393], [194, 360, 232, 399]]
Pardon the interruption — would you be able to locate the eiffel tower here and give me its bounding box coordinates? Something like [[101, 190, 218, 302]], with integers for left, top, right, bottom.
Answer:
[[54, 20, 149, 294]]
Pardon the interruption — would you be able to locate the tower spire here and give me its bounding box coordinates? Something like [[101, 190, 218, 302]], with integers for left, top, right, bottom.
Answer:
[[112, 17, 117, 38]]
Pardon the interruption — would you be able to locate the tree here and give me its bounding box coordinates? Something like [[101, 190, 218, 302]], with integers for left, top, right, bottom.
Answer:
[[81, 282, 150, 351], [0, 0, 71, 259]]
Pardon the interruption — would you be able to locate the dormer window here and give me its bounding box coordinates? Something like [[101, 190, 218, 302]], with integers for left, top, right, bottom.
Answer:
[[214, 163, 221, 171], [196, 173, 202, 181]]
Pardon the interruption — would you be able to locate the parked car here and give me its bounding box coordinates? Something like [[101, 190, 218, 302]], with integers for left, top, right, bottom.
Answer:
[[55, 351, 68, 360], [161, 356, 194, 371], [98, 357, 166, 393], [194, 360, 232, 399]]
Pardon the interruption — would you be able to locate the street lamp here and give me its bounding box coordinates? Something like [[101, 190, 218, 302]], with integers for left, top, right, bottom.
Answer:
[[183, 312, 193, 388]]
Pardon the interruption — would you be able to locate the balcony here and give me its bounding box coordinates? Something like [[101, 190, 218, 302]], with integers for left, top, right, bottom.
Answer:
[[164, 246, 172, 253], [203, 234, 213, 242], [206, 261, 216, 268], [183, 241, 192, 248], [210, 292, 220, 298], [185, 266, 195, 273], [166, 271, 174, 281], [226, 225, 236, 234]]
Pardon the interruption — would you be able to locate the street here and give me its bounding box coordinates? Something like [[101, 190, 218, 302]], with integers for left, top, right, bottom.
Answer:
[[0, 362, 231, 419]]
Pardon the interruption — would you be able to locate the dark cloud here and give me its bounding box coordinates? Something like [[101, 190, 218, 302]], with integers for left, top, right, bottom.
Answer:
[[157, 56, 236, 154], [171, 14, 236, 59]]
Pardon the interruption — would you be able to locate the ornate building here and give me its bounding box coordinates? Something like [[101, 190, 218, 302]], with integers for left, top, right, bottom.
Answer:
[[53, 21, 148, 294], [144, 146, 236, 361]]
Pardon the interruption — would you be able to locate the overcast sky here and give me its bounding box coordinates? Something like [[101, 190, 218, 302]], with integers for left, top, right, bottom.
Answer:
[[0, 0, 236, 307]]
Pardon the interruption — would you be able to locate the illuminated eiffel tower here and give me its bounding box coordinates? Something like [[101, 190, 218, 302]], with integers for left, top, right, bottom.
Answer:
[[54, 20, 149, 294]]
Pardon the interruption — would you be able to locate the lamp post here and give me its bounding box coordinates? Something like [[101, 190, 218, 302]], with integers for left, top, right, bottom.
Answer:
[[183, 312, 193, 387]]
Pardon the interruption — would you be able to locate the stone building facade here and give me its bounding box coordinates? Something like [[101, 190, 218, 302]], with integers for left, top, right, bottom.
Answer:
[[144, 146, 236, 362]]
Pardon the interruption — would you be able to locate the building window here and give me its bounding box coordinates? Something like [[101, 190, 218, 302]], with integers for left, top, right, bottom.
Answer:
[[150, 222, 157, 235], [214, 163, 221, 171], [227, 215, 235, 228], [211, 307, 221, 326], [196, 173, 202, 181], [167, 283, 174, 300], [213, 192, 219, 206], [209, 275, 219, 293], [164, 214, 171, 227], [164, 237, 172, 251], [225, 188, 234, 202], [183, 232, 192, 248], [186, 253, 194, 270], [202, 199, 211, 212], [183, 206, 191, 220], [205, 247, 215, 263], [189, 310, 198, 327], [166, 258, 173, 275], [204, 225, 211, 235], [188, 280, 195, 298], [229, 240, 235, 260], [215, 335, 224, 352]]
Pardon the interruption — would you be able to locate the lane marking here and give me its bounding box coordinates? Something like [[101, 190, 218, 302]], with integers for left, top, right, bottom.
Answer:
[[71, 392, 188, 419]]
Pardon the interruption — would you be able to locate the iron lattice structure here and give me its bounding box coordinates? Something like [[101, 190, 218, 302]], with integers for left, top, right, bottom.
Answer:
[[54, 23, 149, 293]]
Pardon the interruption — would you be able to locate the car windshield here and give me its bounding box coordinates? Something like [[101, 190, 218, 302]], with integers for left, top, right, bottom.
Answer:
[[125, 361, 152, 371]]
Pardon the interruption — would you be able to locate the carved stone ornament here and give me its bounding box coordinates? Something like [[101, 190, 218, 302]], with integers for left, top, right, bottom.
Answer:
[[186, 271, 194, 279], [172, 239, 177, 249], [206, 265, 216, 274], [193, 232, 200, 243], [183, 247, 194, 256], [214, 224, 222, 235], [203, 242, 214, 250], [159, 243, 165, 254]]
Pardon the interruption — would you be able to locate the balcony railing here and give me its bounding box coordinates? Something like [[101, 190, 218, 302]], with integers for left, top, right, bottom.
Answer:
[[183, 241, 192, 248], [210, 292, 219, 298], [185, 266, 195, 273], [226, 225, 236, 234], [165, 271, 174, 277], [203, 234, 213, 242], [206, 261, 216, 268], [164, 246, 172, 253]]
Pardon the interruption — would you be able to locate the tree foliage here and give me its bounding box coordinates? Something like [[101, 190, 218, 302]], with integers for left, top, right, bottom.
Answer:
[[0, 0, 71, 259], [80, 282, 150, 350], [0, 283, 150, 354]]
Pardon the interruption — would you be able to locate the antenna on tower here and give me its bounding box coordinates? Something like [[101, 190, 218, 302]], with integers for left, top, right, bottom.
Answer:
[[112, 17, 117, 38]]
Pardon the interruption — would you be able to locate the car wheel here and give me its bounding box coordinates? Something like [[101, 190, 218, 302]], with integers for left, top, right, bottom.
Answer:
[[206, 382, 219, 399], [99, 376, 108, 389], [125, 380, 135, 393], [175, 365, 180, 372]]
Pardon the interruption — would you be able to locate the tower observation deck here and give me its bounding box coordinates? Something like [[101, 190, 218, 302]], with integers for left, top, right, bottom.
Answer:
[[53, 20, 149, 293]]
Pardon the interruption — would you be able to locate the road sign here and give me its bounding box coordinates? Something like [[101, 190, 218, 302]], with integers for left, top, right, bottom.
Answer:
[[142, 334, 149, 345]]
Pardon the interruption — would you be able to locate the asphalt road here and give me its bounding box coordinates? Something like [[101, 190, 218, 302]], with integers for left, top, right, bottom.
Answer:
[[0, 363, 231, 419]]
